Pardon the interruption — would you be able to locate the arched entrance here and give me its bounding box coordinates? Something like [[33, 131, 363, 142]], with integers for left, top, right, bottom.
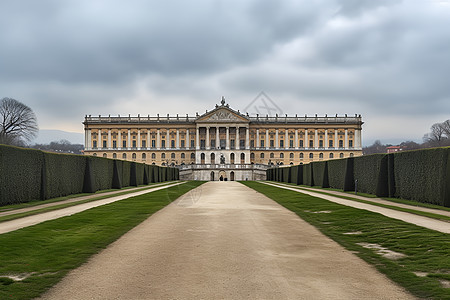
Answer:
[[219, 170, 227, 181], [210, 171, 215, 181], [230, 171, 235, 181]]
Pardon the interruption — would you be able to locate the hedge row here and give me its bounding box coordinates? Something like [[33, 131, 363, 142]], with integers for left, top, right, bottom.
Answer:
[[0, 145, 179, 206], [267, 147, 450, 207]]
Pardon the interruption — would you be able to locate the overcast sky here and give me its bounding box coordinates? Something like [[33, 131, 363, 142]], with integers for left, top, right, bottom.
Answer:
[[1, 0, 449, 146]]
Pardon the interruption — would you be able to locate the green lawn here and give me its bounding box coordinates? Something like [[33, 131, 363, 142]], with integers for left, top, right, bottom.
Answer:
[[242, 181, 450, 300], [0, 181, 203, 300]]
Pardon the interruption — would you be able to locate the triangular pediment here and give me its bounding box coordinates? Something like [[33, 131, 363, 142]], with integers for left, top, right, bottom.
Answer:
[[196, 107, 249, 123]]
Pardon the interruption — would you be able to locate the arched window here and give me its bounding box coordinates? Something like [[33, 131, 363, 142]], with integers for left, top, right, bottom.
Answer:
[[132, 153, 136, 160], [201, 153, 205, 164], [280, 153, 284, 158], [319, 153, 324, 159], [260, 153, 264, 158], [230, 153, 235, 164], [102, 153, 107, 158], [152, 162, 155, 165], [210, 153, 215, 163], [329, 153, 334, 159], [93, 153, 97, 156], [122, 153, 126, 159], [350, 153, 354, 157], [191, 153, 195, 160], [151, 153, 156, 159], [113, 153, 117, 159], [161, 153, 166, 159], [290, 162, 293, 165], [340, 153, 344, 158], [250, 153, 255, 159], [162, 162, 166, 166], [171, 153, 175, 159], [181, 153, 185, 159], [142, 153, 146, 160], [240, 153, 245, 164], [290, 153, 294, 159], [300, 153, 304, 159], [309, 153, 314, 159], [270, 153, 274, 158]]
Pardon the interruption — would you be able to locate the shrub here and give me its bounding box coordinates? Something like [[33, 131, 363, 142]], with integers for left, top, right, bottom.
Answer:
[[327, 158, 347, 189], [353, 154, 386, 195], [312, 161, 329, 188]]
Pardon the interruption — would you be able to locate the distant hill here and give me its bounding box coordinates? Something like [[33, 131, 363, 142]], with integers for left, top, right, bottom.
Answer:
[[32, 130, 84, 145]]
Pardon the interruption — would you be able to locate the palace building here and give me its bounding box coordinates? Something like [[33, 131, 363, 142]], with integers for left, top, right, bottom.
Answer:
[[83, 97, 363, 180]]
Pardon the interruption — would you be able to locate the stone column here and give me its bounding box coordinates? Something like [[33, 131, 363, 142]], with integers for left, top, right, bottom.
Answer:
[[147, 130, 150, 149], [256, 129, 260, 148], [285, 129, 288, 149], [295, 129, 298, 149], [325, 130, 328, 149], [345, 129, 348, 149], [86, 129, 91, 150], [157, 129, 160, 149], [265, 129, 269, 148], [314, 129, 318, 149], [305, 129, 309, 149], [226, 127, 230, 149], [245, 127, 250, 149], [216, 127, 220, 149], [335, 129, 338, 148], [196, 127, 200, 150], [127, 130, 131, 149], [275, 129, 279, 149], [206, 126, 210, 149], [186, 129, 190, 149], [356, 129, 361, 149], [176, 129, 180, 149], [108, 129, 112, 148], [137, 130, 141, 149]]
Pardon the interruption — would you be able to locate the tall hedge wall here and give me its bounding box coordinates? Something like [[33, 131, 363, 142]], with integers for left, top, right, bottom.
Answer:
[[0, 145, 178, 206], [266, 146, 450, 207]]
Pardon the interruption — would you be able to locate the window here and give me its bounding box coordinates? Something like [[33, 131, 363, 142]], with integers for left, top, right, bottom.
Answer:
[[200, 140, 205, 149], [93, 141, 97, 148], [210, 140, 216, 148], [191, 153, 195, 160], [299, 140, 303, 148], [142, 153, 146, 160], [220, 139, 226, 149], [340, 153, 344, 158], [309, 153, 314, 159], [309, 140, 313, 148], [132, 141, 136, 148], [329, 140, 333, 148], [93, 153, 97, 156], [132, 153, 136, 160], [171, 140, 175, 148], [113, 141, 117, 148], [250, 153, 255, 159], [113, 153, 117, 159], [290, 140, 294, 148], [280, 153, 284, 158], [270, 140, 274, 148], [270, 153, 274, 158], [161, 140, 166, 148], [319, 140, 323, 148], [103, 153, 107, 158], [349, 140, 353, 148], [171, 153, 175, 159], [122, 140, 126, 148], [290, 153, 294, 159], [161, 153, 166, 159], [260, 153, 264, 158], [152, 140, 156, 148], [142, 140, 146, 148], [181, 153, 185, 159], [240, 139, 245, 149], [300, 153, 304, 159], [280, 140, 284, 148], [329, 153, 334, 158], [260, 140, 265, 147], [350, 153, 354, 157], [181, 140, 185, 148], [319, 153, 323, 159], [122, 153, 126, 159], [230, 139, 235, 149], [250, 140, 254, 148], [151, 153, 156, 159], [191, 140, 195, 148], [339, 140, 343, 148]]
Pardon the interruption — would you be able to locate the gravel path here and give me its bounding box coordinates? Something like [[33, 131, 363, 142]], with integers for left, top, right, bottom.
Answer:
[[0, 182, 185, 234], [41, 181, 413, 299], [263, 181, 450, 234]]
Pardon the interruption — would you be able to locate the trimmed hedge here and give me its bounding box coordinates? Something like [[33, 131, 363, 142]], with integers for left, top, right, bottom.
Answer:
[[0, 145, 178, 206], [266, 146, 450, 207]]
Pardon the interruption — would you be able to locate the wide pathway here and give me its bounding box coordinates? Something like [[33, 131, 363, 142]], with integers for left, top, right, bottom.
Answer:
[[263, 181, 450, 234], [0, 181, 185, 234], [42, 182, 413, 299]]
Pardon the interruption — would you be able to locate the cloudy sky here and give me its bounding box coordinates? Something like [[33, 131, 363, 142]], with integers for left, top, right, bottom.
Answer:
[[1, 0, 449, 146]]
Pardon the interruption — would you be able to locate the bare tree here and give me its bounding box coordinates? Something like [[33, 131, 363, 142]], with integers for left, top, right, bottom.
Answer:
[[441, 119, 450, 138], [0, 97, 38, 145], [423, 122, 447, 146]]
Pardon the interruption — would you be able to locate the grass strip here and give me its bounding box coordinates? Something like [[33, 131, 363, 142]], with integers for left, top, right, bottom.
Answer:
[[0, 182, 177, 223], [270, 182, 450, 222], [0, 181, 204, 300], [242, 181, 450, 299]]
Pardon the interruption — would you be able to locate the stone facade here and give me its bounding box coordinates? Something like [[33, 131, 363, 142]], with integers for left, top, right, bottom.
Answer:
[[83, 97, 363, 180]]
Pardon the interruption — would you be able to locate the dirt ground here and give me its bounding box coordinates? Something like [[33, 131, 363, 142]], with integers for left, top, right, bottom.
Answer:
[[41, 182, 413, 299]]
